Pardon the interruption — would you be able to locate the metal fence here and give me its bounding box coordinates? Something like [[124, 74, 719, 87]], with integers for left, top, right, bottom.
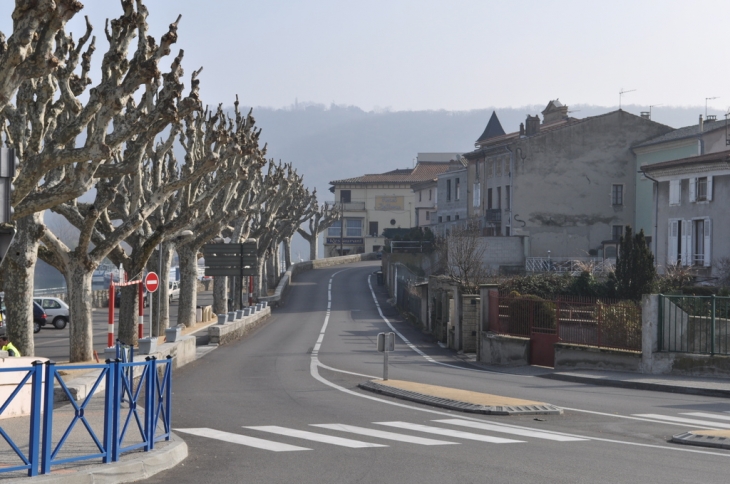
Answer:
[[0, 356, 172, 477], [490, 293, 642, 351], [525, 257, 614, 274], [659, 294, 730, 355]]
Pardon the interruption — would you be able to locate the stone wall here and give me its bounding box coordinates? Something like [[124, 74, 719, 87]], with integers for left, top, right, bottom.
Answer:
[[461, 294, 479, 353], [480, 333, 529, 366]]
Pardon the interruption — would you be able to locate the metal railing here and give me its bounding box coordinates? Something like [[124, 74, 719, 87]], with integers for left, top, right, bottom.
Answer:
[[659, 294, 730, 355], [32, 286, 67, 297], [490, 293, 642, 351], [0, 357, 172, 477]]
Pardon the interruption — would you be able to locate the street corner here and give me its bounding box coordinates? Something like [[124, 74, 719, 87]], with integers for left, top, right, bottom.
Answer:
[[672, 429, 730, 450], [358, 379, 563, 416]]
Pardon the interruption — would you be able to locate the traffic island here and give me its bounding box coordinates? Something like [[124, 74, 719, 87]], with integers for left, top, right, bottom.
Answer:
[[359, 379, 563, 415], [672, 429, 730, 449]]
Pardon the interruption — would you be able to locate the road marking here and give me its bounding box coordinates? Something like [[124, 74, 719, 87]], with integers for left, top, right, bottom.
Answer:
[[311, 424, 458, 446], [633, 414, 730, 429], [175, 428, 310, 452], [245, 426, 387, 448], [374, 421, 523, 443], [433, 419, 587, 442], [682, 412, 730, 422]]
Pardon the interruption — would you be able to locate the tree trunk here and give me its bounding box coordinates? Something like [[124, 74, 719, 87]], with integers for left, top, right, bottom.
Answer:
[[149, 242, 174, 336], [213, 276, 227, 314], [266, 251, 276, 293], [177, 244, 198, 327], [283, 237, 292, 268], [66, 261, 95, 362], [118, 283, 140, 346], [2, 213, 44, 356], [309, 232, 318, 261]]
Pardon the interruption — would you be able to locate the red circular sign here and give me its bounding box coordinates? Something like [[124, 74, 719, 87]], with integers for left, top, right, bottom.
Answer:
[[145, 272, 160, 293]]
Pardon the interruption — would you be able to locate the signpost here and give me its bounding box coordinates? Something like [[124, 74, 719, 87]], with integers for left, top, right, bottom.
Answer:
[[377, 332, 395, 380], [203, 240, 259, 309], [144, 272, 160, 292]]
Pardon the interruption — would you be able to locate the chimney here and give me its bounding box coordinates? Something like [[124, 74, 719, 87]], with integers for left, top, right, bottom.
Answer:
[[640, 111, 651, 120], [699, 114, 704, 132], [519, 122, 525, 137], [525, 115, 540, 136]]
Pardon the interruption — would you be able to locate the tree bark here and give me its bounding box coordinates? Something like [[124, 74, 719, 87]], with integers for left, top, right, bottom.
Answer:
[[283, 237, 292, 268], [177, 244, 198, 327], [213, 276, 227, 314], [149, 242, 174, 335], [2, 213, 44, 356], [66, 261, 95, 362], [309, 233, 318, 261], [118, 284, 140, 346]]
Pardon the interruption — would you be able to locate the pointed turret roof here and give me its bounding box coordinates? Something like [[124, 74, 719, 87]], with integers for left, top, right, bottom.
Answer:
[[476, 111, 506, 143]]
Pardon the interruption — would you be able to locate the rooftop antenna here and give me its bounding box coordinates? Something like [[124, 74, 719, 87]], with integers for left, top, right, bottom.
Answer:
[[619, 88, 636, 110], [705, 97, 719, 118], [650, 104, 661, 119]]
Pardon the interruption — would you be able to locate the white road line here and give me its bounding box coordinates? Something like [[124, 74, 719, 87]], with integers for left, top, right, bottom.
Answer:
[[682, 412, 730, 422], [374, 421, 524, 444], [633, 414, 730, 429], [245, 426, 387, 448], [175, 428, 310, 452], [311, 424, 459, 446], [433, 419, 587, 442]]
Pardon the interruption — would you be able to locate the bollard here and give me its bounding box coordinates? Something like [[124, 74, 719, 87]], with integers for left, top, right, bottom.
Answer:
[[261, 301, 268, 308], [236, 309, 243, 320], [227, 311, 236, 322], [243, 307, 252, 317], [217, 314, 227, 325]]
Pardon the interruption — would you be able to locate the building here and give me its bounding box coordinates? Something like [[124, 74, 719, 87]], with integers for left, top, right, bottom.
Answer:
[[641, 150, 730, 279], [462, 100, 674, 259], [411, 178, 437, 227], [434, 159, 468, 231], [633, 115, 730, 253], [326, 157, 453, 256]]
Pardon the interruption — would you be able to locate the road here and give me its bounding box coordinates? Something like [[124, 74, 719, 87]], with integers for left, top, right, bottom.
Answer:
[[32, 292, 214, 361], [144, 261, 730, 483]]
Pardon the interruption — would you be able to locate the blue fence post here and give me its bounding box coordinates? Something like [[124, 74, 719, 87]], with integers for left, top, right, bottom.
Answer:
[[165, 355, 172, 441], [40, 360, 56, 475], [111, 358, 122, 462], [26, 361, 44, 477], [146, 357, 156, 450], [102, 359, 115, 464]]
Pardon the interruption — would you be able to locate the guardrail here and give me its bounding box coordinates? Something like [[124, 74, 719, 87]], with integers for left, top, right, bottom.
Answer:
[[32, 286, 67, 297], [0, 356, 172, 477]]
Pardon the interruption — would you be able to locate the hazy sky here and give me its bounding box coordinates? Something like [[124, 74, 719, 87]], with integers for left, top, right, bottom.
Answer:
[[3, 1, 729, 112]]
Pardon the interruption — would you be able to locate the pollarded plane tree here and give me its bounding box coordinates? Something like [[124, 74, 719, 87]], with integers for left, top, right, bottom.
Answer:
[[296, 197, 340, 261], [274, 183, 317, 273], [0, 1, 188, 355]]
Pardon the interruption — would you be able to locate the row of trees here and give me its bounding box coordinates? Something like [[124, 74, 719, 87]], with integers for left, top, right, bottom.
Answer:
[[0, 1, 337, 361]]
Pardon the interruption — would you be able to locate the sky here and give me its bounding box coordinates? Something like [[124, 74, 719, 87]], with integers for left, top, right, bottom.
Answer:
[[3, 0, 729, 113]]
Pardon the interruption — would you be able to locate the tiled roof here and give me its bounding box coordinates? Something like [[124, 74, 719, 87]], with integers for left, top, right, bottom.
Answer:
[[634, 119, 728, 149], [330, 162, 453, 185], [642, 149, 730, 172]]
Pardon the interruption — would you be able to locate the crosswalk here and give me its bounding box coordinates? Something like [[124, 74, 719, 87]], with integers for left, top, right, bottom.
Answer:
[[633, 411, 730, 429], [176, 418, 586, 453]]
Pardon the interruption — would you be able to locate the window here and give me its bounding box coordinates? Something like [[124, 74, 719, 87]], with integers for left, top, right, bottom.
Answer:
[[669, 180, 681, 205], [612, 184, 623, 206], [425, 211, 430, 221], [696, 177, 708, 201], [505, 185, 510, 210], [487, 188, 493, 209], [438, 216, 442, 223], [340, 190, 351, 203], [455, 178, 460, 200], [428, 189, 432, 201], [369, 221, 378, 237], [693, 219, 705, 265], [418, 191, 422, 202], [612, 225, 623, 241], [446, 180, 451, 201], [328, 220, 341, 237], [496, 187, 502, 209], [346, 219, 362, 237], [473, 183, 480, 207], [505, 226, 510, 236], [446, 215, 451, 221], [455, 215, 460, 220], [475, 161, 480, 179]]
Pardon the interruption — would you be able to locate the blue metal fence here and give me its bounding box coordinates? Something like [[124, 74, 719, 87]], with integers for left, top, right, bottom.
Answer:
[[0, 356, 172, 477]]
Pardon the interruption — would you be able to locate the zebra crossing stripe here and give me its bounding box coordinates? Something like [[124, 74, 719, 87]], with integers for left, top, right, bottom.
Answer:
[[374, 421, 524, 443], [681, 412, 730, 422], [175, 428, 310, 452], [311, 424, 459, 446], [433, 419, 588, 442], [245, 426, 388, 448], [633, 414, 730, 429]]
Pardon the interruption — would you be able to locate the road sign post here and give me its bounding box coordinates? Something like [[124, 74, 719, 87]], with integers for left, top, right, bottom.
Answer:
[[377, 332, 395, 380], [141, 272, 159, 339], [144, 272, 160, 293]]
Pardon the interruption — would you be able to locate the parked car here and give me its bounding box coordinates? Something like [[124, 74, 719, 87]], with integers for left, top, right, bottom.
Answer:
[[169, 281, 180, 303], [33, 297, 70, 330], [0, 302, 47, 333]]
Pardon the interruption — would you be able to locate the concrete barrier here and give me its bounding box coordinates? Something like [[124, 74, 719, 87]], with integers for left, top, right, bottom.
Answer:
[[208, 307, 271, 346], [554, 343, 642, 372], [479, 332, 529, 366]]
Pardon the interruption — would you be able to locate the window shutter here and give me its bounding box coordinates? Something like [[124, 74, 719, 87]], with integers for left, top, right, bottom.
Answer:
[[681, 220, 691, 265], [669, 180, 680, 205], [704, 218, 712, 267], [689, 178, 696, 202], [668, 220, 678, 265], [707, 176, 713, 201]]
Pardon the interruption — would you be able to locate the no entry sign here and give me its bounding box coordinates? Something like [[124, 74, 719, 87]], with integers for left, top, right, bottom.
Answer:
[[145, 272, 160, 293]]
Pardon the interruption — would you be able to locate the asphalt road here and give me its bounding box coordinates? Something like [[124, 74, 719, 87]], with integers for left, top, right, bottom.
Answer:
[[144, 261, 730, 483], [32, 292, 214, 362]]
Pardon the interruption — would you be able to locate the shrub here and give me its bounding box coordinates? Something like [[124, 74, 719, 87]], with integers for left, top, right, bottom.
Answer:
[[615, 227, 656, 300], [506, 292, 556, 335], [595, 300, 642, 349]]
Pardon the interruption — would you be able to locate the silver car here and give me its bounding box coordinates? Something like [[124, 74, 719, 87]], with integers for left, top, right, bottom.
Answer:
[[33, 297, 70, 329]]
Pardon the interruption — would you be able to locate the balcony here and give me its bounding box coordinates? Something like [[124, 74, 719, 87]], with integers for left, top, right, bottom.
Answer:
[[327, 201, 366, 211], [485, 209, 502, 223]]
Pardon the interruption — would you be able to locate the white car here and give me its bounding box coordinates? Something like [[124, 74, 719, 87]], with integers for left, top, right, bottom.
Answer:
[[33, 297, 70, 329], [168, 281, 180, 303]]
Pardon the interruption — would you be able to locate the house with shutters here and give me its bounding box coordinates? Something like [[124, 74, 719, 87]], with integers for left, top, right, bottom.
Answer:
[[641, 150, 730, 277]]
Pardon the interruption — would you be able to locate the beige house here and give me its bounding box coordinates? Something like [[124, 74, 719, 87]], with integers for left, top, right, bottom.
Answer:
[[326, 160, 452, 256]]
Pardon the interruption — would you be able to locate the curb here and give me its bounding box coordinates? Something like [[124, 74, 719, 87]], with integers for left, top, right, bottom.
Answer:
[[358, 381, 563, 416], [5, 433, 187, 483], [671, 431, 730, 450], [538, 373, 730, 398]]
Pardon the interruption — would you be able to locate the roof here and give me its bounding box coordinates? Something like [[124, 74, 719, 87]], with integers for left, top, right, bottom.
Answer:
[[634, 118, 728, 149], [330, 161, 452, 185], [476, 111, 506, 143], [642, 149, 730, 172]]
